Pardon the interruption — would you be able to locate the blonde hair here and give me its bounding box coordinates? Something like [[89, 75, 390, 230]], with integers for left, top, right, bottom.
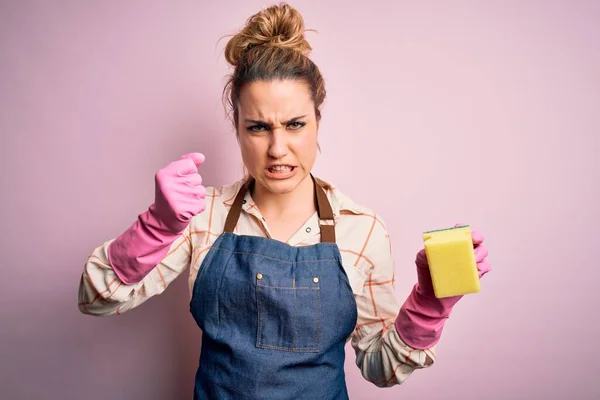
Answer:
[[222, 3, 326, 131]]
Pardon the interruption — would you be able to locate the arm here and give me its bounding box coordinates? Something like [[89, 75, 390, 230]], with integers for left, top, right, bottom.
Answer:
[[395, 225, 491, 348], [77, 223, 194, 316], [350, 218, 436, 387], [352, 220, 491, 386], [77, 152, 207, 316]]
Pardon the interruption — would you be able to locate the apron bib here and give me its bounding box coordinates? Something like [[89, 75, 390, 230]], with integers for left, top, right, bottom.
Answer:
[[189, 175, 358, 399]]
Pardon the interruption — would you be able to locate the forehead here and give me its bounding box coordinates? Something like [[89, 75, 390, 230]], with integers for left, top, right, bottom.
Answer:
[[237, 79, 314, 120]]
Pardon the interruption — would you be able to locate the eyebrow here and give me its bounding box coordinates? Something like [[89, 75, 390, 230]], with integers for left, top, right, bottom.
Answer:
[[244, 115, 307, 126]]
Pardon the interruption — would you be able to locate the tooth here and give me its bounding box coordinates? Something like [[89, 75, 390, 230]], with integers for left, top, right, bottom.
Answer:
[[272, 166, 291, 172]]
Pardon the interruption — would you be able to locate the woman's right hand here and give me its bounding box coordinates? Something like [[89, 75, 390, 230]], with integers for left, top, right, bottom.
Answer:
[[152, 152, 207, 233], [106, 152, 208, 285]]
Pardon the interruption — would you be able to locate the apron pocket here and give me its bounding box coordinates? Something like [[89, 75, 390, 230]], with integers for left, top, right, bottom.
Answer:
[[256, 274, 322, 353]]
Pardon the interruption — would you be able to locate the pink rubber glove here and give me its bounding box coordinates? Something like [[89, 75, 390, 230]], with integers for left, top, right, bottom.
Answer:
[[395, 224, 491, 349], [107, 153, 207, 284]]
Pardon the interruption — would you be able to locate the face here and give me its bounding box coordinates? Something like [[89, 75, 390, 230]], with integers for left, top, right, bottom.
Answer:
[[236, 79, 319, 195]]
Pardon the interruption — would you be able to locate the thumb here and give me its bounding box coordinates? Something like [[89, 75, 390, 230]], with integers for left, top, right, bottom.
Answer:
[[415, 248, 428, 268], [180, 152, 205, 167]]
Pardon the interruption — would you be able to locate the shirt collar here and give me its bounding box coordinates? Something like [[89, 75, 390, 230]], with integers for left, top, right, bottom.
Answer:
[[220, 175, 366, 218]]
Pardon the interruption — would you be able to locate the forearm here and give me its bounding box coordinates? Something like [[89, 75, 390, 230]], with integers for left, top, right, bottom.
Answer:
[[352, 318, 436, 387], [78, 231, 191, 316], [107, 204, 190, 285]]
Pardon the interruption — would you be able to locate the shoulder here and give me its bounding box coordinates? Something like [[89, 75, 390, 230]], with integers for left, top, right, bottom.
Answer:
[[187, 178, 246, 233], [317, 176, 389, 230], [206, 178, 246, 207], [317, 176, 392, 260], [317, 176, 394, 294]]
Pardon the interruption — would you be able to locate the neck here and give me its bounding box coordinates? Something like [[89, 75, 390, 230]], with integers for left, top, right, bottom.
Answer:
[[252, 174, 315, 218]]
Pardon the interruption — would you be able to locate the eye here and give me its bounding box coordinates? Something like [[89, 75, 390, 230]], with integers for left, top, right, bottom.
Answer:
[[247, 124, 268, 133], [287, 121, 305, 130]]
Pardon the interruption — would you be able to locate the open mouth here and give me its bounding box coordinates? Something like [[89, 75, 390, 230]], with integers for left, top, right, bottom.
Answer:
[[267, 165, 295, 173], [265, 165, 297, 179]]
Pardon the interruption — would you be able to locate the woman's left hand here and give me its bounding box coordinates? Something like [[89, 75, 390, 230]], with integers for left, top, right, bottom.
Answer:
[[415, 223, 491, 304], [469, 226, 492, 278], [395, 224, 492, 349]]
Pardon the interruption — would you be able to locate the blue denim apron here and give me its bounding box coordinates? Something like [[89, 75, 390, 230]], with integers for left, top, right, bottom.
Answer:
[[189, 175, 358, 399]]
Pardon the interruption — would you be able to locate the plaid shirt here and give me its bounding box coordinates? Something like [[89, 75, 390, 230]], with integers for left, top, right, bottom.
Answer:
[[78, 176, 435, 387]]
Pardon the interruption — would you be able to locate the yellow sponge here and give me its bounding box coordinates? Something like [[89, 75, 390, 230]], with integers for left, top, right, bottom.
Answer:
[[422, 225, 479, 298]]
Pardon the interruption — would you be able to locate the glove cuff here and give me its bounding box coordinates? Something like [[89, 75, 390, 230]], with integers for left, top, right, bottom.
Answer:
[[394, 284, 460, 349], [107, 205, 183, 285]]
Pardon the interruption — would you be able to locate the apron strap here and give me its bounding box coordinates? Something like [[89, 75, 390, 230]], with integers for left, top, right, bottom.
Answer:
[[222, 179, 252, 234], [313, 177, 336, 243], [222, 174, 336, 243]]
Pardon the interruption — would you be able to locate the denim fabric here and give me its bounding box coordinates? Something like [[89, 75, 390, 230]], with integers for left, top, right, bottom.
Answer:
[[189, 232, 358, 399]]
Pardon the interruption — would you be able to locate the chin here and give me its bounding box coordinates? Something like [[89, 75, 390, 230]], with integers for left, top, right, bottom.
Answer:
[[262, 178, 299, 194], [256, 171, 308, 195]]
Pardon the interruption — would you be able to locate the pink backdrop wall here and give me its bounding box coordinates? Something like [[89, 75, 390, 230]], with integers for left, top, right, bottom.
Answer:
[[2, 1, 599, 399]]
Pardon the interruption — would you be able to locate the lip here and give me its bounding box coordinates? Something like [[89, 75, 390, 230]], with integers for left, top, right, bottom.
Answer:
[[264, 165, 297, 180], [266, 163, 296, 168]]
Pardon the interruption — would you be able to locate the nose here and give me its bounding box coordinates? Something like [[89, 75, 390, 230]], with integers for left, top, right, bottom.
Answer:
[[268, 128, 288, 159]]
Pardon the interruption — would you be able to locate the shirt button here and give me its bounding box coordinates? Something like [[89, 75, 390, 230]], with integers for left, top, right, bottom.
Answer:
[[242, 199, 247, 204], [305, 227, 311, 233], [256, 273, 263, 280], [313, 277, 319, 283]]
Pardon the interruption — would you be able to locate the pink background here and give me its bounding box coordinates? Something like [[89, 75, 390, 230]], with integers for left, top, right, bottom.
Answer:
[[2, 1, 599, 399]]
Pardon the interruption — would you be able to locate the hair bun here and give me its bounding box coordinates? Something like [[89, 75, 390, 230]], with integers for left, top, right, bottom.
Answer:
[[224, 3, 312, 67]]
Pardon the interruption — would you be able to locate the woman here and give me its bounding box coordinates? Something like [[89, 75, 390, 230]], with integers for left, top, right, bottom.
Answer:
[[78, 3, 491, 399]]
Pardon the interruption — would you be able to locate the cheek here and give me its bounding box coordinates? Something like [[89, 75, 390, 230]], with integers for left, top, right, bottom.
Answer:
[[239, 136, 263, 166], [306, 128, 319, 149], [294, 130, 318, 161]]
